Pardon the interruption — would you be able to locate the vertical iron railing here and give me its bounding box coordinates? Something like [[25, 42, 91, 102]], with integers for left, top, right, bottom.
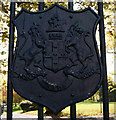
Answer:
[[68, 2, 73, 10], [68, 1, 76, 120], [39, 2, 44, 11], [7, 2, 15, 120], [98, 2, 109, 120], [38, 3, 44, 120], [38, 104, 44, 120], [70, 103, 76, 120]]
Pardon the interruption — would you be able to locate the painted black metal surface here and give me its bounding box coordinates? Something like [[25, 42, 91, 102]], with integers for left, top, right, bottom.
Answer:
[[98, 2, 109, 120], [7, 2, 15, 120], [12, 3, 102, 114]]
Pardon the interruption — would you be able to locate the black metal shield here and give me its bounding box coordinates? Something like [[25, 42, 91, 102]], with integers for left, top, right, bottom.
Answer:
[[12, 4, 102, 114]]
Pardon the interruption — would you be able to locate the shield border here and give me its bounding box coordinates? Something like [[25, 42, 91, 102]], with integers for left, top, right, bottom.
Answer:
[[12, 3, 102, 114]]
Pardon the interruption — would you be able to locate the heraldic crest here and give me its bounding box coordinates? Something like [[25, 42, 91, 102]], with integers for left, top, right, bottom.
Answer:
[[12, 4, 102, 113]]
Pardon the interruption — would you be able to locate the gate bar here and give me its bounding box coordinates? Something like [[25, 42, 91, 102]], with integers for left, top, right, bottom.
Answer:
[[39, 2, 44, 11], [98, 2, 109, 120], [38, 104, 44, 120], [38, 3, 44, 120], [68, 2, 73, 10], [68, 1, 76, 120], [7, 2, 15, 120], [70, 103, 76, 120]]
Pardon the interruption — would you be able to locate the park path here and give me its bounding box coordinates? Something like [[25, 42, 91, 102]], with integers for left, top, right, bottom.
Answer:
[[1, 112, 116, 120], [2, 112, 37, 118], [1, 112, 38, 120], [1, 112, 53, 120]]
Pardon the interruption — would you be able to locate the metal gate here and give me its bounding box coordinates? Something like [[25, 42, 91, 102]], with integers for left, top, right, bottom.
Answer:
[[7, 1, 109, 120]]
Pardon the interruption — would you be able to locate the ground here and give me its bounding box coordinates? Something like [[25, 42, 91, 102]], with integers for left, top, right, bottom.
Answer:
[[2, 101, 116, 119]]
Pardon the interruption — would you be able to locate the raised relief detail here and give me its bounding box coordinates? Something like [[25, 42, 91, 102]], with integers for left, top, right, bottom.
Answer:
[[13, 22, 46, 81], [14, 21, 100, 91], [44, 12, 66, 73], [38, 12, 72, 91], [64, 24, 100, 79], [12, 4, 101, 114], [13, 16, 100, 91]]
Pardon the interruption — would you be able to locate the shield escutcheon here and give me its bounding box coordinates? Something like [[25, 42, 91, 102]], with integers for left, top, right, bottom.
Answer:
[[12, 4, 102, 114]]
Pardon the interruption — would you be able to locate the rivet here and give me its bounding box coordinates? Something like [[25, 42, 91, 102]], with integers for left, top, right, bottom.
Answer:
[[71, 93, 75, 97], [39, 94, 42, 97], [39, 16, 42, 19], [70, 100, 73, 104], [69, 15, 73, 19]]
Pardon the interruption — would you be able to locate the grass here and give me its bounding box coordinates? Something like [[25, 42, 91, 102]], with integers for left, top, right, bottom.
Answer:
[[12, 101, 116, 117], [13, 104, 22, 112], [62, 101, 116, 117]]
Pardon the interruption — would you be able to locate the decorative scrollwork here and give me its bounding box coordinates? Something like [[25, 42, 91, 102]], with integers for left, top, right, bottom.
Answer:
[[13, 67, 46, 81]]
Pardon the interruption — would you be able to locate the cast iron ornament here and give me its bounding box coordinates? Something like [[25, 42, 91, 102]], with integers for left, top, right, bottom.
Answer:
[[12, 4, 102, 114]]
